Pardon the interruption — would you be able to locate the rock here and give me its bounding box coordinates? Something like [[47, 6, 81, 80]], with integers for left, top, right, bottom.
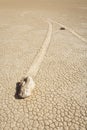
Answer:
[[16, 76, 35, 99]]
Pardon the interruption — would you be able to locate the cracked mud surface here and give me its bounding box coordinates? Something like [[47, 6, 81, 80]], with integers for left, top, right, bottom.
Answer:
[[0, 2, 87, 130]]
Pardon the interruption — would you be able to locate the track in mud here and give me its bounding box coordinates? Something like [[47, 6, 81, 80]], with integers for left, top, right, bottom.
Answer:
[[0, 11, 87, 130]]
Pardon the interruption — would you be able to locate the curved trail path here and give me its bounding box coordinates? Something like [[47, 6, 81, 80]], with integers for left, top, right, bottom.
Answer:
[[26, 21, 52, 78], [18, 20, 52, 98], [49, 18, 87, 43]]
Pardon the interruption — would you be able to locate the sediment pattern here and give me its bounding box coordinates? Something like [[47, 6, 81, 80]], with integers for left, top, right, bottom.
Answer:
[[0, 10, 87, 130]]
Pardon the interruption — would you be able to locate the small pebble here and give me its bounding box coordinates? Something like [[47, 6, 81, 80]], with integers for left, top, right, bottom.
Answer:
[[60, 27, 65, 30]]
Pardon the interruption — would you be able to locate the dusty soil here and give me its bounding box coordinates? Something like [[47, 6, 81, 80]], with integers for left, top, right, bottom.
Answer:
[[0, 0, 87, 130]]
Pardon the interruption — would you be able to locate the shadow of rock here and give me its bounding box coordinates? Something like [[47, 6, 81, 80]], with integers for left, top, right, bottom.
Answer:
[[15, 82, 24, 99]]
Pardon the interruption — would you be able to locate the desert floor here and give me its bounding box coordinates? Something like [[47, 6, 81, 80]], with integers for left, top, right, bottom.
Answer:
[[0, 0, 87, 130]]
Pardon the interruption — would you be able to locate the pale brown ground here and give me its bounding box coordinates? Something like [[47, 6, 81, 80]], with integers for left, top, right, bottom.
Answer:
[[0, 0, 87, 130]]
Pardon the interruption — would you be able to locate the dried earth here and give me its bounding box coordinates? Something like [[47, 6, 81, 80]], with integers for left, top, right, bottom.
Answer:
[[0, 0, 87, 130]]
